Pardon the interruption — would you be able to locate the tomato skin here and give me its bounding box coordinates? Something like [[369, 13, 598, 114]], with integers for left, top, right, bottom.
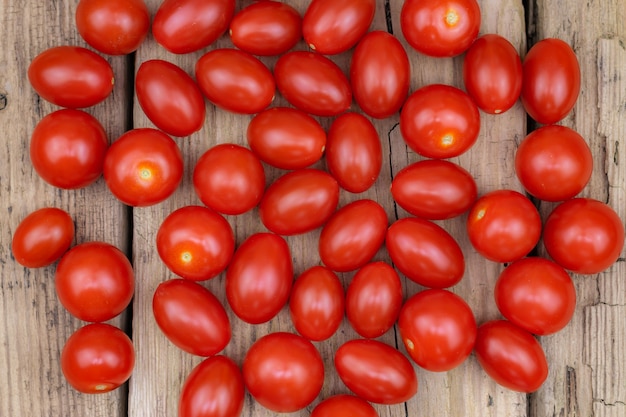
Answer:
[[311, 395, 379, 417], [12, 207, 74, 268], [243, 332, 324, 413]]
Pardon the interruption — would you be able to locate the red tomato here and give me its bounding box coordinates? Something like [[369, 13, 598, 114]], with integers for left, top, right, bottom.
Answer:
[[466, 190, 542, 263], [400, 84, 480, 159], [247, 107, 326, 169], [350, 30, 410, 119], [75, 0, 150, 55], [495, 257, 576, 335], [302, 0, 375, 55], [543, 198, 625, 274], [242, 332, 324, 413], [156, 206, 235, 281], [12, 207, 74, 268], [401, 0, 480, 57], [391, 159, 477, 220], [193, 143, 265, 215], [514, 125, 592, 202], [274, 51, 352, 117], [289, 266, 344, 341], [346, 262, 403, 339], [474, 320, 548, 393], [386, 217, 465, 288], [462, 34, 523, 114], [195, 48, 275, 114], [152, 279, 231, 356], [259, 169, 339, 236], [318, 199, 388, 272], [311, 395, 379, 417], [61, 323, 134, 394], [152, 0, 235, 54], [229, 1, 302, 56], [179, 355, 245, 417], [334, 339, 417, 404], [225, 233, 293, 324], [103, 128, 184, 207], [398, 289, 476, 372], [30, 109, 108, 189], [55, 242, 134, 322], [28, 46, 114, 108], [521, 38, 581, 124]]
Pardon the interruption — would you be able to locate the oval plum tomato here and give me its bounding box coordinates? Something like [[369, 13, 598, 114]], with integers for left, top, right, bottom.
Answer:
[[521, 38, 580, 124], [311, 395, 379, 417], [229, 1, 302, 56], [543, 198, 625, 274], [326, 112, 382, 193], [242, 332, 324, 413], [334, 339, 417, 404], [274, 51, 352, 117], [226, 233, 293, 324], [398, 289, 476, 372], [401, 0, 481, 57], [319, 199, 388, 272], [12, 207, 74, 268], [55, 242, 134, 322], [247, 107, 326, 170], [386, 217, 465, 288], [514, 125, 592, 202], [195, 48, 275, 114], [302, 0, 375, 55], [179, 355, 245, 417], [346, 262, 403, 339], [400, 84, 480, 159], [152, 0, 235, 54], [495, 257, 576, 335], [466, 190, 542, 263], [350, 30, 410, 119], [30, 109, 108, 189], [75, 0, 150, 55], [103, 128, 183, 207], [462, 33, 523, 114], [474, 320, 548, 393], [259, 169, 339, 236], [391, 159, 477, 220], [61, 323, 134, 394], [289, 266, 344, 341], [193, 144, 265, 215], [156, 206, 235, 281], [152, 279, 231, 356], [28, 46, 114, 108]]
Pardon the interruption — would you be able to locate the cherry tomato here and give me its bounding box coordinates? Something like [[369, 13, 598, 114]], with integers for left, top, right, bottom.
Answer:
[[543, 198, 625, 274], [346, 262, 403, 339], [179, 355, 245, 417], [289, 266, 344, 341], [400, 84, 480, 159], [521, 38, 581, 124], [28, 46, 114, 108], [75, 0, 150, 55], [334, 339, 417, 404], [61, 323, 134, 394], [243, 332, 324, 413], [514, 125, 592, 202], [474, 320, 548, 393], [318, 199, 388, 272], [103, 128, 184, 207], [311, 395, 379, 417], [55, 241, 134, 322], [156, 206, 235, 281], [386, 217, 465, 288], [30, 109, 108, 189], [12, 207, 74, 268], [193, 143, 265, 215], [226, 233, 293, 324]]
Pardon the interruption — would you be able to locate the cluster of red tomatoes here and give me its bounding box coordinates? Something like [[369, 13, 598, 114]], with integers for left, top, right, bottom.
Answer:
[[13, 0, 626, 415]]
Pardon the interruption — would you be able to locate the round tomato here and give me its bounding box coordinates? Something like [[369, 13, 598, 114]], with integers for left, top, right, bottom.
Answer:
[[311, 395, 379, 417]]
